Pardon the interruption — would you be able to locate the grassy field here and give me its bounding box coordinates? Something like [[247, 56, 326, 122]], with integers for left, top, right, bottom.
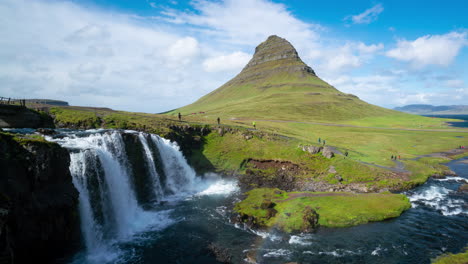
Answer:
[[234, 188, 411, 232], [47, 105, 468, 191]]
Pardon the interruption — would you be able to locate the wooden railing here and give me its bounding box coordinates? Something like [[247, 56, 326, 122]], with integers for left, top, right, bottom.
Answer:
[[0, 97, 27, 107]]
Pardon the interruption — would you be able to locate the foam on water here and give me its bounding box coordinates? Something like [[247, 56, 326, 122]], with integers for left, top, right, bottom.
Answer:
[[407, 184, 467, 216]]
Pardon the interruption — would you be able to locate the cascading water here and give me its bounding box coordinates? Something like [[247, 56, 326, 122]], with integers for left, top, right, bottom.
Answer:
[[47, 130, 218, 263]]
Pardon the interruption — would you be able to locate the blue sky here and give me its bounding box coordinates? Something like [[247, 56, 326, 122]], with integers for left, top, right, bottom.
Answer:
[[1, 0, 467, 112]]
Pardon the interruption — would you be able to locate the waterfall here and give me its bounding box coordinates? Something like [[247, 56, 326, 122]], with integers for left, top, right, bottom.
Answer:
[[47, 130, 201, 263]]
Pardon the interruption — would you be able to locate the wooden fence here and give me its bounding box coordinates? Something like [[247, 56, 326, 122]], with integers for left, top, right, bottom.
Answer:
[[0, 97, 26, 107]]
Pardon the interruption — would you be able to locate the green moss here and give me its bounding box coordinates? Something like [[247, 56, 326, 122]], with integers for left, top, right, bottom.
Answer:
[[432, 248, 468, 264], [234, 188, 411, 232]]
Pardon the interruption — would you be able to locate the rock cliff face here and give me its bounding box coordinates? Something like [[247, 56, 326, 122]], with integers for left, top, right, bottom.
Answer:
[[0, 105, 54, 128], [0, 133, 80, 263]]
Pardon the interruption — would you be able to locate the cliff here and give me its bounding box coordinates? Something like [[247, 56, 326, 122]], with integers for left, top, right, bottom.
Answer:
[[0, 105, 54, 128], [0, 133, 80, 263]]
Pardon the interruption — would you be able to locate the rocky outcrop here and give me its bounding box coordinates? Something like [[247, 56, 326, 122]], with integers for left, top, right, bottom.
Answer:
[[321, 146, 335, 159], [0, 105, 54, 128], [239, 159, 305, 191], [302, 144, 336, 159], [0, 133, 80, 263]]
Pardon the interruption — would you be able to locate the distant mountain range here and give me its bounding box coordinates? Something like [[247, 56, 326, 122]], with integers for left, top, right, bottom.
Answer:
[[394, 104, 468, 115]]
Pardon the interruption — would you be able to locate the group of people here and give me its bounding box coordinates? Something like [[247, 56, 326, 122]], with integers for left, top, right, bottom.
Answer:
[[318, 138, 326, 145], [391, 155, 401, 160], [178, 113, 258, 129], [459, 145, 465, 149]]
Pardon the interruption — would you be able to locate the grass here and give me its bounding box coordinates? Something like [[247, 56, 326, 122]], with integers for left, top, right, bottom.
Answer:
[[46, 105, 467, 190], [234, 188, 411, 232], [432, 248, 468, 264]]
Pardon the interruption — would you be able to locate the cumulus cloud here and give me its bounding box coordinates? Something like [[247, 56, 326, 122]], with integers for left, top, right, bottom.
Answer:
[[386, 31, 468, 68], [203, 52, 251, 72], [310, 42, 384, 74], [345, 4, 384, 25], [157, 0, 321, 47]]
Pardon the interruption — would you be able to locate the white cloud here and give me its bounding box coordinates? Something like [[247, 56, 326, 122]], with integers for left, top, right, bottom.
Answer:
[[345, 4, 384, 25], [310, 42, 383, 74], [157, 0, 321, 47], [203, 51, 251, 72], [445, 79, 464, 88], [356, 42, 384, 54], [386, 32, 467, 68]]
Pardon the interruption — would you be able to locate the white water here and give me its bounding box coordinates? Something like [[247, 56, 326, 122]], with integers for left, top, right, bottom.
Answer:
[[47, 130, 233, 264], [407, 184, 467, 216]]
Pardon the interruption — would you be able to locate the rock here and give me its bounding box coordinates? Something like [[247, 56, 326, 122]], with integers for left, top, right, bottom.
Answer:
[[335, 175, 343, 182], [36, 128, 56, 135], [458, 184, 468, 193], [303, 145, 322, 154], [432, 173, 446, 179], [0, 105, 55, 128], [218, 127, 225, 136], [0, 133, 80, 263], [328, 165, 337, 174], [443, 169, 457, 176], [207, 243, 232, 264], [301, 206, 319, 232], [245, 135, 253, 140], [265, 208, 278, 219], [260, 199, 275, 209], [321, 146, 335, 159]]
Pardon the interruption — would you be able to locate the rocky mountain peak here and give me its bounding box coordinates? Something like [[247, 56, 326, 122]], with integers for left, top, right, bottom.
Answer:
[[242, 35, 315, 76]]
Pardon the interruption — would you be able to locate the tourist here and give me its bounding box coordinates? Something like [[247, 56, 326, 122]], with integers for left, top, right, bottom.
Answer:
[[178, 112, 181, 121], [217, 117, 220, 125], [253, 121, 256, 129]]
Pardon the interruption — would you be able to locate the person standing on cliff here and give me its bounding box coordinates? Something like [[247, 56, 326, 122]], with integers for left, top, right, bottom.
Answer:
[[217, 117, 220, 125], [178, 112, 181, 121]]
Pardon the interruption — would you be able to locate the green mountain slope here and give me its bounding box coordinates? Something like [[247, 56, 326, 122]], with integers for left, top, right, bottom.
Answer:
[[171, 36, 447, 126]]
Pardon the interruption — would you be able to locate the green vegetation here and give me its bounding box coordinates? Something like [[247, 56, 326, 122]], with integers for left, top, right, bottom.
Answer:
[[234, 188, 411, 232], [432, 248, 468, 264]]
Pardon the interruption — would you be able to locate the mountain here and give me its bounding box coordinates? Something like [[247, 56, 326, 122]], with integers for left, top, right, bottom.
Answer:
[[172, 35, 414, 123], [394, 104, 468, 115]]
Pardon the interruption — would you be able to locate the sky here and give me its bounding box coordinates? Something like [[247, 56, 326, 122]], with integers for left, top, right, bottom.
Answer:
[[1, 0, 467, 113]]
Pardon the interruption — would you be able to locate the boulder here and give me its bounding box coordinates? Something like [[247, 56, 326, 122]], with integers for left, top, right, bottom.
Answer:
[[322, 146, 335, 159], [301, 206, 319, 232], [302, 145, 322, 154]]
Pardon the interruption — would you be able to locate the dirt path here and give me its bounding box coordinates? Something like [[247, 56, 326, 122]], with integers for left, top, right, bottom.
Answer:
[[279, 192, 353, 202], [231, 118, 468, 133]]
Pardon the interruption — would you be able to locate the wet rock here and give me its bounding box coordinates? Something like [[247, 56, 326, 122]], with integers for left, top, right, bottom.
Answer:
[[0, 134, 80, 263], [207, 243, 232, 264], [36, 128, 56, 135], [458, 184, 468, 193]]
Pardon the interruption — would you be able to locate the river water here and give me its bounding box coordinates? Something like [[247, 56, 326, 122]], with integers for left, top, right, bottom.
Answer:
[[39, 129, 467, 264]]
